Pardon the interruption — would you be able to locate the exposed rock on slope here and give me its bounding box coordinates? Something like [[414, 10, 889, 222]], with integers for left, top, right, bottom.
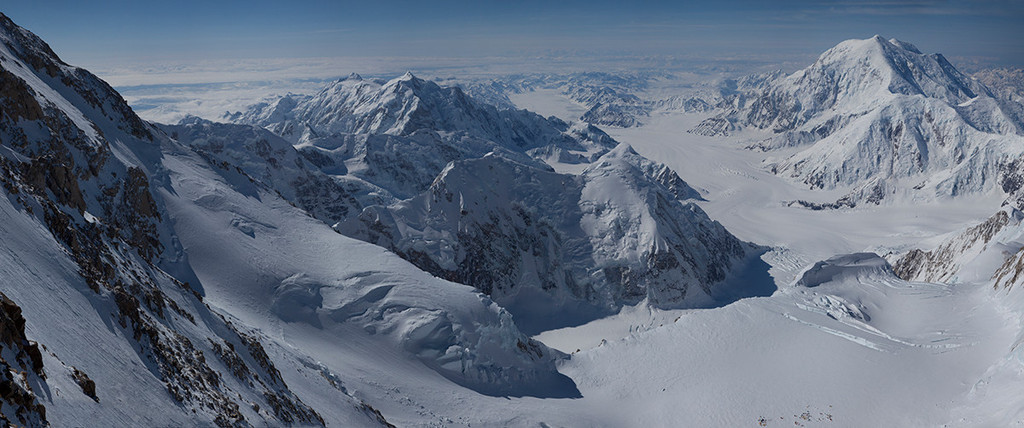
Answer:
[[893, 209, 1023, 283], [0, 293, 47, 427], [339, 145, 767, 331]]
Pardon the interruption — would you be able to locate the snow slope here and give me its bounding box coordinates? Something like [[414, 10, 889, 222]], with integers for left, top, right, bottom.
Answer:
[[158, 116, 366, 224]]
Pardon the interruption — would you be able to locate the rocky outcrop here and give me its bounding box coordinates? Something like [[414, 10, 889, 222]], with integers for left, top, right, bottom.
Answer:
[[892, 209, 1020, 283], [0, 293, 48, 427]]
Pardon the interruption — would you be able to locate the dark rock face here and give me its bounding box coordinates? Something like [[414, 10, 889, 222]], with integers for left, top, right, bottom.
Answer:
[[72, 368, 98, 402], [0, 293, 48, 427], [0, 14, 152, 142], [581, 102, 647, 128], [893, 210, 1015, 282]]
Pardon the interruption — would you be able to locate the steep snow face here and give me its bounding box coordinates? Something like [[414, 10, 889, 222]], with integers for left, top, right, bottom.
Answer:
[[885, 206, 1024, 425], [723, 36, 1024, 205], [158, 117, 365, 224], [339, 144, 767, 332], [749, 36, 989, 133], [770, 98, 1022, 199], [228, 73, 617, 199]]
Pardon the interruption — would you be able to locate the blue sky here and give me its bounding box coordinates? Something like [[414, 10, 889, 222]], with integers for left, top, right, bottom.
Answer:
[[4, 0, 1023, 74]]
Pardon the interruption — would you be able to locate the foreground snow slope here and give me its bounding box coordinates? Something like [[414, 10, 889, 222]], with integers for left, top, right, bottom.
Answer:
[[233, 246, 1012, 427]]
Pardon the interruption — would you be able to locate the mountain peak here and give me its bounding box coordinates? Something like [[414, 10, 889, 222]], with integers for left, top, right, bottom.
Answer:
[[606, 143, 639, 158], [384, 71, 427, 91], [176, 114, 209, 126], [795, 35, 983, 106], [887, 38, 922, 54], [343, 72, 363, 81]]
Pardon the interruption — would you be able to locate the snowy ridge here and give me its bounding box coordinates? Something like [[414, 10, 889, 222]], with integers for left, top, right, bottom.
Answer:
[[706, 36, 1024, 205], [339, 144, 766, 332], [159, 116, 365, 224], [0, 12, 404, 426], [0, 14, 152, 151], [484, 71, 746, 128], [229, 71, 615, 152], [227, 73, 617, 199]]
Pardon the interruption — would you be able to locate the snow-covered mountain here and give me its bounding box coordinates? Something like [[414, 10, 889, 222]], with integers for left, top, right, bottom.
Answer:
[[699, 36, 1024, 205], [973, 67, 1024, 104], [226, 73, 616, 199], [339, 145, 768, 332], [0, 12, 574, 425], [216, 70, 775, 331]]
